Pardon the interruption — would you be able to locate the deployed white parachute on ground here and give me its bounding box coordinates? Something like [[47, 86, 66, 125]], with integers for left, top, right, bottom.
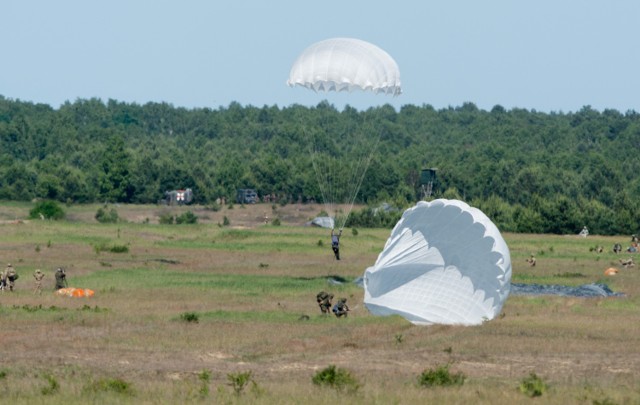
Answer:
[[363, 199, 512, 326], [287, 38, 401, 229]]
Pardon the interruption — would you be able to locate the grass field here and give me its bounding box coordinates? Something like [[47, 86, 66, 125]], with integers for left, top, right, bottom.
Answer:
[[1, 202, 639, 404]]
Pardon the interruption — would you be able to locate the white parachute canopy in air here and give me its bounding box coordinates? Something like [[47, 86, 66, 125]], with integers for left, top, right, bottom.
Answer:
[[287, 38, 401, 229], [287, 37, 401, 96], [363, 199, 512, 326]]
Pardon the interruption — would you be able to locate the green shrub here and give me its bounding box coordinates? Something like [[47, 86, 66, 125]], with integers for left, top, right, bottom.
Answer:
[[198, 370, 211, 396], [180, 312, 199, 323], [176, 211, 198, 224], [227, 371, 254, 395], [519, 372, 547, 397], [418, 364, 465, 388], [312, 365, 360, 393], [93, 243, 129, 254], [108, 244, 129, 253], [222, 216, 230, 226], [271, 217, 281, 226], [29, 200, 65, 220], [159, 212, 174, 224], [85, 377, 134, 396], [41, 374, 60, 395], [95, 207, 119, 223]]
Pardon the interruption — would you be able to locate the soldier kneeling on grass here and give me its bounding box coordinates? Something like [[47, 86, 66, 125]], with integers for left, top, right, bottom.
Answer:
[[332, 298, 350, 318], [316, 291, 334, 314]]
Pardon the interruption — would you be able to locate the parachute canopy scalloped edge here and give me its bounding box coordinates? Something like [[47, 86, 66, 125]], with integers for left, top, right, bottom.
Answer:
[[287, 37, 401, 96], [363, 199, 512, 326]]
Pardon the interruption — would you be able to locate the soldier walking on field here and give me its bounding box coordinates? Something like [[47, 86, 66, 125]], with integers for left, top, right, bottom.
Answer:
[[33, 269, 45, 294], [4, 263, 18, 292], [316, 291, 334, 314], [54, 267, 67, 290]]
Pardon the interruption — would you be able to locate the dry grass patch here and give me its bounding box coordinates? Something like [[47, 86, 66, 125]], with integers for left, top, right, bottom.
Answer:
[[1, 203, 640, 403]]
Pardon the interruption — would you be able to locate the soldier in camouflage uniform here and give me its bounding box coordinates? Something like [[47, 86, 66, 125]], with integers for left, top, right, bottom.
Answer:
[[0, 264, 6, 291], [332, 298, 350, 318], [33, 269, 45, 294], [54, 267, 67, 290], [316, 291, 334, 314], [4, 263, 18, 292]]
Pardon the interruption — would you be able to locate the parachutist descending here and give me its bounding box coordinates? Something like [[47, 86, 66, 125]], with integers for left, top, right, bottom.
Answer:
[[331, 228, 342, 260], [288, 38, 401, 231]]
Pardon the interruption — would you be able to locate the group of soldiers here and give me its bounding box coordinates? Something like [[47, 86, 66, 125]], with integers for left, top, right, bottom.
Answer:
[[316, 291, 350, 318], [0, 264, 68, 294]]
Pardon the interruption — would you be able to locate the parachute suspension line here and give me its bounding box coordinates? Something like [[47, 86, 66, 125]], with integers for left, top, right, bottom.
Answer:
[[302, 113, 381, 231], [303, 126, 336, 223], [337, 126, 382, 230]]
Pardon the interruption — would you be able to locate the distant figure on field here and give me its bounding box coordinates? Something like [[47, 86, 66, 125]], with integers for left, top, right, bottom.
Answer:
[[332, 298, 350, 318], [33, 269, 45, 294], [632, 234, 639, 244], [579, 226, 589, 238], [613, 243, 622, 254], [0, 264, 7, 291], [525, 254, 536, 267], [331, 228, 342, 260], [316, 291, 334, 314], [3, 263, 18, 292], [620, 258, 635, 269], [54, 267, 67, 290]]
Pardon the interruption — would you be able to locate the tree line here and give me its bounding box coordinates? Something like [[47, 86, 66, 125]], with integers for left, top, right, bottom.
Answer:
[[1, 95, 639, 235]]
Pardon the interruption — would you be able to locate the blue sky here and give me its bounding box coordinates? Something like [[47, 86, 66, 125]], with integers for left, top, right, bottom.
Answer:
[[2, 0, 639, 112]]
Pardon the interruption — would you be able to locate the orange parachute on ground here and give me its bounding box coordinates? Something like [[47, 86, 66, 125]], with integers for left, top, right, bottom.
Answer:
[[604, 267, 619, 276], [56, 287, 95, 297]]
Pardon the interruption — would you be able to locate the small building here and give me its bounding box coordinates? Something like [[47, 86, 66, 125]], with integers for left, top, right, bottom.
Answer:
[[164, 188, 193, 206]]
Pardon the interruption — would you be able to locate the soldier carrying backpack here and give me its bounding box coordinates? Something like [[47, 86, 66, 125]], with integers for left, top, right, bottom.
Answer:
[[316, 291, 334, 314]]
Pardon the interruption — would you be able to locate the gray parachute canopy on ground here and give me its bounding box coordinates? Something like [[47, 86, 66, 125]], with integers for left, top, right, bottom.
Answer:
[[363, 199, 512, 326]]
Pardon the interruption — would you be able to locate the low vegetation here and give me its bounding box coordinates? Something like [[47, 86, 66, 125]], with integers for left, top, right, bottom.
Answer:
[[0, 203, 639, 404]]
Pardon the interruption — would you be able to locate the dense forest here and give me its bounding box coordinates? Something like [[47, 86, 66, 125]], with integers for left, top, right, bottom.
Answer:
[[1, 95, 639, 235]]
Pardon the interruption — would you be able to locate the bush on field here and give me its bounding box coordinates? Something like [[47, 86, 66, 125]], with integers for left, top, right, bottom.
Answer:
[[418, 364, 465, 388], [519, 372, 547, 397], [159, 212, 174, 224], [312, 365, 360, 393], [29, 200, 65, 220], [176, 211, 198, 224], [95, 207, 119, 223]]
